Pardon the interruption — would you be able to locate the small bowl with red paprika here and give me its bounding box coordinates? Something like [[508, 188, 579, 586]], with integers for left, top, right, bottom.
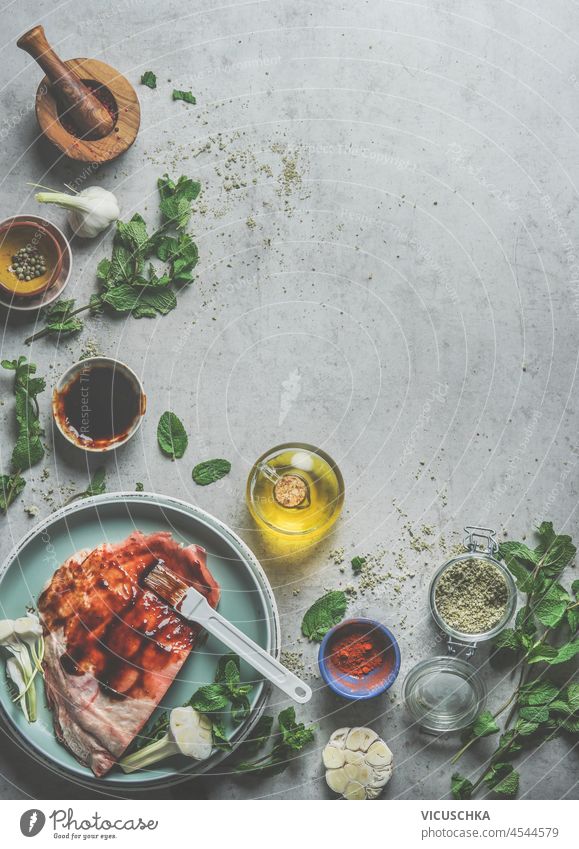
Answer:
[[318, 618, 400, 700]]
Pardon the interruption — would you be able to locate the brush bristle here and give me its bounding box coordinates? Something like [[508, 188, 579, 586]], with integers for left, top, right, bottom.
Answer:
[[143, 561, 188, 607]]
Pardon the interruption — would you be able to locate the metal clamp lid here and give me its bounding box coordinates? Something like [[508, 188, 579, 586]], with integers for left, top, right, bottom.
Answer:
[[447, 636, 477, 659], [463, 525, 498, 556]]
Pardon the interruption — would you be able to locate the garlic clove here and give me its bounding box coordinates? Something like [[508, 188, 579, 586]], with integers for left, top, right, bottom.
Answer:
[[344, 749, 365, 766], [329, 727, 350, 749], [346, 727, 378, 752], [343, 780, 366, 800], [344, 761, 371, 784], [326, 767, 349, 794], [323, 744, 346, 769], [366, 786, 383, 800], [366, 740, 393, 766]]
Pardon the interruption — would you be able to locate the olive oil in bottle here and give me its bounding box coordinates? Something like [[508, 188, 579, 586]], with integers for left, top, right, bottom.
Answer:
[[246, 443, 344, 537]]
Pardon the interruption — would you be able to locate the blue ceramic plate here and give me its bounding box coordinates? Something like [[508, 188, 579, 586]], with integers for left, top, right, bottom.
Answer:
[[0, 492, 279, 788]]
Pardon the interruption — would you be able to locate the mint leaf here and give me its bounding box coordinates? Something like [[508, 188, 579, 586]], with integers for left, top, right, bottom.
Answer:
[[192, 458, 231, 486], [188, 684, 229, 713], [117, 215, 150, 254], [236, 715, 273, 758], [451, 773, 473, 800], [211, 722, 231, 751], [157, 411, 188, 459], [470, 710, 500, 739], [484, 764, 519, 798], [518, 680, 558, 706], [566, 682, 579, 711], [12, 433, 44, 471], [533, 582, 571, 628], [0, 474, 26, 512], [527, 644, 558, 664], [535, 522, 576, 575], [224, 659, 240, 686], [499, 540, 540, 567], [134, 287, 177, 317], [301, 590, 348, 642], [135, 482, 144, 492], [549, 638, 579, 665], [44, 299, 83, 335], [351, 556, 365, 574], [215, 652, 240, 684], [519, 705, 550, 723], [108, 243, 135, 285], [85, 467, 107, 497], [515, 606, 537, 643], [497, 729, 523, 757], [141, 71, 157, 89], [231, 695, 251, 724], [494, 628, 524, 651], [101, 283, 142, 312], [235, 708, 314, 775], [67, 467, 107, 503], [160, 195, 192, 230], [515, 719, 540, 736], [172, 89, 196, 104], [278, 706, 315, 750]]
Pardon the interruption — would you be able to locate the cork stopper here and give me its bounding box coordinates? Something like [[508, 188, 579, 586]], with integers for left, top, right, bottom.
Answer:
[[273, 474, 308, 508]]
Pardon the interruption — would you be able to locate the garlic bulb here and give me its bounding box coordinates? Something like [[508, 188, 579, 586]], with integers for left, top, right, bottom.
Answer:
[[323, 727, 393, 800], [35, 186, 120, 239]]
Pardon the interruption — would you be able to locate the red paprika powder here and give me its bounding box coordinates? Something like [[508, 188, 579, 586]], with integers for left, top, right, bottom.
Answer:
[[331, 629, 385, 677]]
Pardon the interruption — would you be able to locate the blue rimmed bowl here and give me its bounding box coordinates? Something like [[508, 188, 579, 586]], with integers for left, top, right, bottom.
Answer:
[[318, 618, 401, 700]]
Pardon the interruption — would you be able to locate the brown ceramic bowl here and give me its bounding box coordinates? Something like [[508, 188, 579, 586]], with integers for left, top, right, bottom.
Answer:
[[52, 357, 147, 453], [0, 215, 72, 311], [0, 218, 63, 299]]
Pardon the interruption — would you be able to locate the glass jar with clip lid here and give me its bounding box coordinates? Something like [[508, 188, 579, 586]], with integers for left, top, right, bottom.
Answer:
[[403, 526, 517, 733]]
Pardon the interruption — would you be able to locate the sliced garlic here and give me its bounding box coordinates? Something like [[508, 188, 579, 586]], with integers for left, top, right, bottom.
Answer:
[[346, 726, 378, 752], [329, 727, 350, 749], [344, 780, 366, 800], [326, 767, 349, 794], [366, 740, 392, 766], [323, 726, 393, 800], [323, 744, 346, 769]]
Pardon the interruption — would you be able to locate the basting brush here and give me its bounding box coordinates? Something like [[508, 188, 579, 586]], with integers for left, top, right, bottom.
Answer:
[[143, 561, 312, 704]]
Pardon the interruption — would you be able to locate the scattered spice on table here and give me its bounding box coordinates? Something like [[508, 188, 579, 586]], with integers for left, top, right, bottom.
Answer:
[[434, 559, 508, 634]]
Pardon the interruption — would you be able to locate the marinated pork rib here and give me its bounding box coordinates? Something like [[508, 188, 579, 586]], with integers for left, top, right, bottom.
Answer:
[[38, 531, 220, 777]]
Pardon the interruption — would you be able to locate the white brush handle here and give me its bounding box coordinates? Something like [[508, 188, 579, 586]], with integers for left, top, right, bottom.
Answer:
[[181, 588, 312, 704]]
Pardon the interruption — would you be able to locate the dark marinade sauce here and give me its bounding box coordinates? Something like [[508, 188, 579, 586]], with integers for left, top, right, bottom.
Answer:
[[59, 365, 139, 446]]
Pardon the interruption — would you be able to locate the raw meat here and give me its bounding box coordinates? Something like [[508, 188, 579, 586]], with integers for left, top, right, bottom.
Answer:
[[38, 531, 220, 777]]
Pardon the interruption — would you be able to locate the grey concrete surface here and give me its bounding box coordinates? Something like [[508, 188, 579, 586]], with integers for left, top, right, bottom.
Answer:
[[0, 0, 578, 800]]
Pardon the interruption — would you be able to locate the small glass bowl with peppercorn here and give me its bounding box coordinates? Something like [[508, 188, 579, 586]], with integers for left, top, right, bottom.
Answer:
[[403, 526, 517, 733]]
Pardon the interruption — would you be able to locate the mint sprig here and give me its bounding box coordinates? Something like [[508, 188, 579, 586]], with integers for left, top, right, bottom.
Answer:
[[450, 521, 578, 799], [234, 707, 315, 775], [25, 175, 201, 344], [0, 356, 45, 513]]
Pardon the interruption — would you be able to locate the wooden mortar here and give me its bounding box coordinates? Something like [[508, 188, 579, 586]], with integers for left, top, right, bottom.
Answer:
[[17, 25, 140, 164]]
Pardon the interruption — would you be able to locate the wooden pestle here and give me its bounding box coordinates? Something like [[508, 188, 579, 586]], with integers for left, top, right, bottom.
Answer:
[[17, 25, 115, 139]]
